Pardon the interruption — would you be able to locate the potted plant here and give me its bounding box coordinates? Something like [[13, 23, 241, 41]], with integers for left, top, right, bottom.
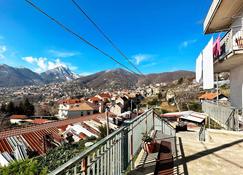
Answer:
[[142, 132, 155, 153]]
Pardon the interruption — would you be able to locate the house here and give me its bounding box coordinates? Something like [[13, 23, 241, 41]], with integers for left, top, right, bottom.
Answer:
[[199, 92, 228, 102], [203, 0, 243, 108], [95, 93, 112, 102], [57, 100, 95, 119], [110, 103, 123, 115], [88, 96, 100, 105]]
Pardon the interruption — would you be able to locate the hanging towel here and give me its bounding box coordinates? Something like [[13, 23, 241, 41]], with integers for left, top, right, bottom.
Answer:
[[203, 37, 214, 89], [196, 53, 203, 83], [213, 36, 221, 59]]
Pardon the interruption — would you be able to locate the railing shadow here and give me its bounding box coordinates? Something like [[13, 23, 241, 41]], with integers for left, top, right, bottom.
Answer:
[[173, 137, 189, 175]]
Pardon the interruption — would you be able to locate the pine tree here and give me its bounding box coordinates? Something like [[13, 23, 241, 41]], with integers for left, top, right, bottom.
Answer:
[[6, 101, 15, 114]]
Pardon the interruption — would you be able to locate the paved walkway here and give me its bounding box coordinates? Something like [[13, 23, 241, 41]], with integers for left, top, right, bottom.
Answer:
[[131, 128, 243, 175], [176, 128, 243, 175]]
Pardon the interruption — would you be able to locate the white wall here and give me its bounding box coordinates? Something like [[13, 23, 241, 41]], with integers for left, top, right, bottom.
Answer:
[[230, 63, 243, 108]]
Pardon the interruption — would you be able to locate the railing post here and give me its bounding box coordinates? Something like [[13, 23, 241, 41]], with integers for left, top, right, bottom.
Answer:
[[145, 111, 148, 133], [121, 127, 129, 172], [130, 123, 134, 170], [152, 109, 155, 130]]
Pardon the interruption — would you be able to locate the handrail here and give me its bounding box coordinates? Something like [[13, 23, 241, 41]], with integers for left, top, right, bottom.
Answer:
[[153, 111, 175, 129], [49, 108, 154, 175]]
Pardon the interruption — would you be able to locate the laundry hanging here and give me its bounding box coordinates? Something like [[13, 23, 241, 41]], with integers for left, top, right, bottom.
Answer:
[[196, 53, 203, 83], [203, 37, 214, 89]]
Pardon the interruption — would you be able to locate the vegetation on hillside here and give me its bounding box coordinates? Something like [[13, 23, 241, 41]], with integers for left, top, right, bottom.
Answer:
[[0, 98, 35, 116]]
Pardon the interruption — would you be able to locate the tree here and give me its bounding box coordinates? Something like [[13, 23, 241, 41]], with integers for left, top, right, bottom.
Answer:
[[177, 77, 184, 85], [98, 125, 108, 139], [16, 101, 24, 114], [23, 98, 35, 116], [0, 103, 6, 113], [0, 159, 47, 175], [6, 101, 15, 114]]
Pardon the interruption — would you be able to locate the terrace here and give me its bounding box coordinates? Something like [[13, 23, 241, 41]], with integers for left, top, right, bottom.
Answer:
[[48, 108, 177, 175], [48, 107, 243, 175]]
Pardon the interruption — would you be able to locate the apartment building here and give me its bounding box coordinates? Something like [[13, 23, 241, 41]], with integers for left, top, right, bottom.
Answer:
[[204, 0, 243, 108]]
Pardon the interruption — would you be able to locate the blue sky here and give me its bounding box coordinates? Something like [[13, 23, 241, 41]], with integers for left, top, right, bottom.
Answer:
[[0, 0, 213, 75]]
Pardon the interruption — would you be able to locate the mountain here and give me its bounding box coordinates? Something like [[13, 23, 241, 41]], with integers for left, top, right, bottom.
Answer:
[[0, 64, 194, 88], [137, 70, 195, 86], [0, 64, 43, 87], [40, 66, 79, 83], [76, 68, 195, 89], [76, 68, 139, 89]]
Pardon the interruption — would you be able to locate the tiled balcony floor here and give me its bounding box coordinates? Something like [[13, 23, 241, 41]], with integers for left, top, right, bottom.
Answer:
[[129, 128, 243, 175]]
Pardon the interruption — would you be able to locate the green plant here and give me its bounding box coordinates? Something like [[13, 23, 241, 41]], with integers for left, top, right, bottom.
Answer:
[[0, 159, 47, 175]]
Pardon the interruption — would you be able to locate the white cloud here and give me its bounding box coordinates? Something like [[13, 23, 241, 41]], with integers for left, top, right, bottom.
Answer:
[[79, 72, 93, 76], [180, 39, 197, 48], [22, 56, 76, 73], [132, 54, 153, 65], [0, 45, 7, 59], [48, 49, 79, 58]]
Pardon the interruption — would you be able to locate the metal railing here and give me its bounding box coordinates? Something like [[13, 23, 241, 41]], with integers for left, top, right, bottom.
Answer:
[[215, 28, 243, 62], [49, 108, 176, 175], [202, 101, 239, 131], [199, 124, 206, 141]]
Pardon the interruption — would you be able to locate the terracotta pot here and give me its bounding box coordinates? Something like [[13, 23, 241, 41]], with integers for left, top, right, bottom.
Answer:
[[144, 141, 155, 153]]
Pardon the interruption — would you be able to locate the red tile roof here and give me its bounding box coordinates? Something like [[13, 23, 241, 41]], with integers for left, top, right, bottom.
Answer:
[[199, 92, 219, 100], [58, 99, 82, 104], [10, 115, 28, 120], [31, 119, 50, 125], [89, 96, 100, 102], [98, 93, 111, 98], [0, 113, 107, 157]]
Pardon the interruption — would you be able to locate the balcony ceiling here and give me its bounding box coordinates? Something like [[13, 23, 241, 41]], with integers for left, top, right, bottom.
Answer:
[[214, 50, 243, 72], [204, 0, 243, 34]]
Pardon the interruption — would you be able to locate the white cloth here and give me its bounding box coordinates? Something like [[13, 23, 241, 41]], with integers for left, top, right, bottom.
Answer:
[[203, 37, 214, 89], [195, 53, 203, 83]]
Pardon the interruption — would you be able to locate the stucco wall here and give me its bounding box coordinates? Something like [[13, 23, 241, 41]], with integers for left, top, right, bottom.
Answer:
[[230, 63, 243, 108]]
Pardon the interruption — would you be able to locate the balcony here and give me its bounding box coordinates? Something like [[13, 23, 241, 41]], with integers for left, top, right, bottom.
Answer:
[[45, 107, 243, 175], [214, 28, 243, 72], [48, 108, 176, 175], [203, 0, 243, 34]]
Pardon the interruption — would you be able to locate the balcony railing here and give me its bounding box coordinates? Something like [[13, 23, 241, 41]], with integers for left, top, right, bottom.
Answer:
[[214, 28, 243, 62], [49, 108, 176, 175], [202, 101, 239, 131]]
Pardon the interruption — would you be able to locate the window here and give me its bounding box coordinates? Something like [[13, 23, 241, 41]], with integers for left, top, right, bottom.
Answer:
[[80, 111, 83, 116]]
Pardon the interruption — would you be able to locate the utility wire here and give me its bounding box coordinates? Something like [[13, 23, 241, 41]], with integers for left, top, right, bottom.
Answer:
[[71, 0, 144, 76], [25, 0, 139, 76]]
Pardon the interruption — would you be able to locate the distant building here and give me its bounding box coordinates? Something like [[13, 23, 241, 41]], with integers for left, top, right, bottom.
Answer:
[[110, 103, 124, 115], [199, 92, 228, 102], [58, 101, 95, 119]]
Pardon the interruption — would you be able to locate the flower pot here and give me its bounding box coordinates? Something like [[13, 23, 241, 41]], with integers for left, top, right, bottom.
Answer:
[[144, 141, 155, 153]]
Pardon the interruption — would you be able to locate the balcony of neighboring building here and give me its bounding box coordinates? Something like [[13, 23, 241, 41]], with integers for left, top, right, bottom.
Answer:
[[203, 0, 243, 34], [213, 27, 243, 73]]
